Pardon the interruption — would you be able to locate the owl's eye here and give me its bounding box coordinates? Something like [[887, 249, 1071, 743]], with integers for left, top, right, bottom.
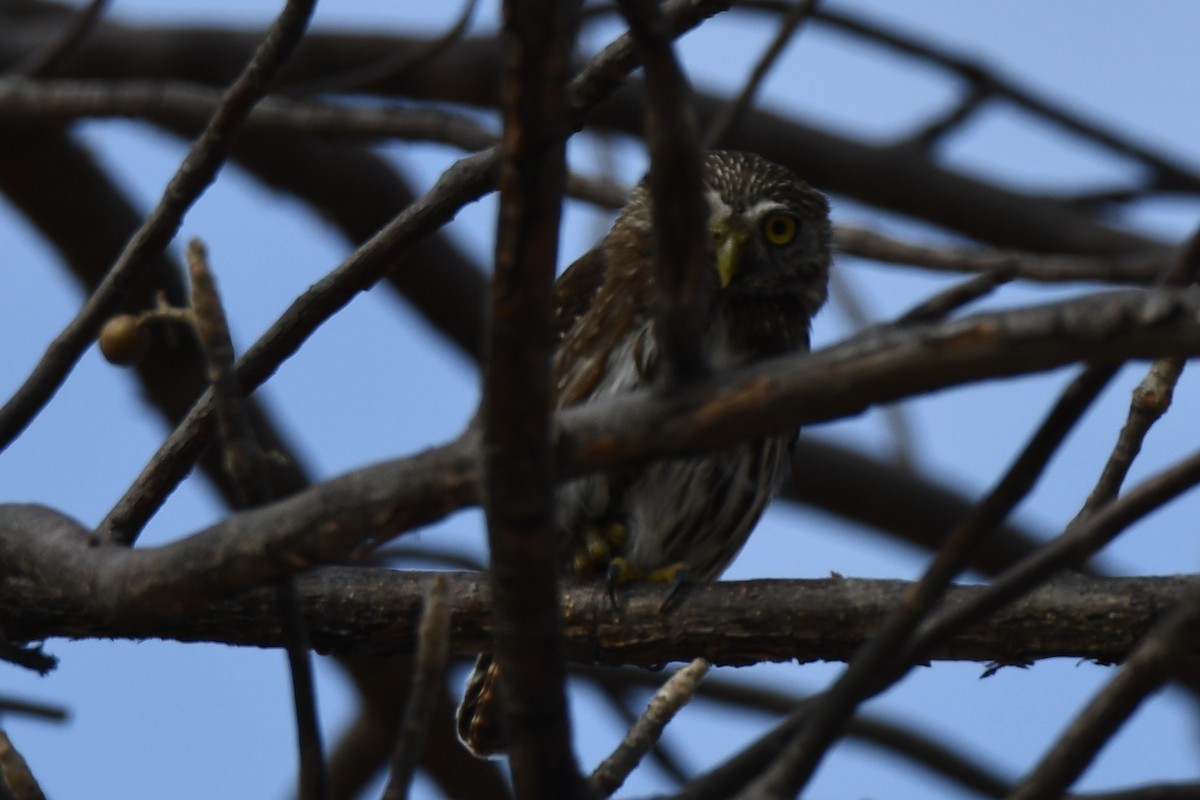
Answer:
[[762, 213, 798, 246]]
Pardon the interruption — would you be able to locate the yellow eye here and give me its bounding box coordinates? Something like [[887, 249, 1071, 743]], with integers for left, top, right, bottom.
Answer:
[[762, 213, 798, 246]]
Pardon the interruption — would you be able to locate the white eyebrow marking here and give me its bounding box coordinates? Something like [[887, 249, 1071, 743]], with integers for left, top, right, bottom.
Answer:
[[746, 199, 790, 219]]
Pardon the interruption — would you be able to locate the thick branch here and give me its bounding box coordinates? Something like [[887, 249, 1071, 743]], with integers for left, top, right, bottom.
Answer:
[[482, 0, 583, 793], [0, 546, 1193, 668], [558, 289, 1200, 474]]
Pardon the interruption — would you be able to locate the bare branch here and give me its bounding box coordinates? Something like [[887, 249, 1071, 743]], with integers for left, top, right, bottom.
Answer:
[[16, 0, 109, 78], [2, 546, 1197, 668], [558, 290, 1200, 476], [0, 0, 318, 455], [1075, 357, 1185, 524], [589, 658, 710, 796], [285, 0, 480, 95], [0, 78, 500, 149], [481, 0, 585, 793], [20, 291, 1189, 615], [705, 0, 819, 149], [186, 242, 331, 799], [834, 225, 1168, 285], [893, 267, 1018, 325], [0, 698, 66, 724], [4, 13, 1173, 253], [382, 576, 452, 800]]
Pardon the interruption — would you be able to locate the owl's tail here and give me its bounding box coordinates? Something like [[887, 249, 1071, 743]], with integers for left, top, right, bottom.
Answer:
[[455, 654, 509, 758]]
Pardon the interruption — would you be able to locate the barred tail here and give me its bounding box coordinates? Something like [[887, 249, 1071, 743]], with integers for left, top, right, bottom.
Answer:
[[455, 654, 509, 758]]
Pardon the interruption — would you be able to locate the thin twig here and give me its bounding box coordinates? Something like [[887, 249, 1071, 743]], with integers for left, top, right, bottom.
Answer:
[[834, 225, 1166, 285], [16, 0, 111, 78], [901, 84, 989, 151], [382, 576, 452, 800], [186, 241, 328, 800], [285, 0, 479, 95], [0, 697, 67, 723], [593, 683, 692, 786], [1070, 224, 1199, 526], [0, 0, 317, 457], [894, 266, 1018, 325], [590, 659, 710, 796], [1074, 357, 1185, 524], [705, 0, 819, 149], [577, 667, 1015, 799], [277, 581, 329, 800], [785, 437, 1067, 578], [0, 78, 498, 151], [0, 77, 631, 211], [186, 241, 268, 505], [829, 268, 919, 467]]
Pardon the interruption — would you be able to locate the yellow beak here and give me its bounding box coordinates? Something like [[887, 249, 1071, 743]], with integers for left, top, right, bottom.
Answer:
[[713, 226, 747, 289]]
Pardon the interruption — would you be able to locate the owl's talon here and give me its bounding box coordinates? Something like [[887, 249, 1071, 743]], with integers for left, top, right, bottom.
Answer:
[[605, 557, 642, 609], [650, 562, 691, 612]]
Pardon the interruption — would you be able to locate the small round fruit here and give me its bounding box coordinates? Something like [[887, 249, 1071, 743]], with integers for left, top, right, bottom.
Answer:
[[98, 314, 150, 365]]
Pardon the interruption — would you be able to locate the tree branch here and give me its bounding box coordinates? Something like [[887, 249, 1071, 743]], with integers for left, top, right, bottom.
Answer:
[[481, 0, 584, 793], [1, 550, 1194, 668]]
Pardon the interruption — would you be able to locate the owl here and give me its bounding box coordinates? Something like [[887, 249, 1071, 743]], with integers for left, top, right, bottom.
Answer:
[[457, 150, 832, 757]]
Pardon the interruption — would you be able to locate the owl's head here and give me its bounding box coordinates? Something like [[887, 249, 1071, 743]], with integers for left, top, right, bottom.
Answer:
[[700, 150, 831, 317]]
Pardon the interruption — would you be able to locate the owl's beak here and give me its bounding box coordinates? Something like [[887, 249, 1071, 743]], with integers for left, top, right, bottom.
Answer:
[[712, 226, 747, 288]]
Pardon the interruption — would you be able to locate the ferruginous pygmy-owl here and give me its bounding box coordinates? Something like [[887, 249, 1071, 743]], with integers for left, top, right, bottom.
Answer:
[[457, 150, 832, 757]]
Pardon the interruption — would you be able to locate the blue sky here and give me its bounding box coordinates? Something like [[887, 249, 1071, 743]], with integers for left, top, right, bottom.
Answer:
[[3, 2, 1200, 798]]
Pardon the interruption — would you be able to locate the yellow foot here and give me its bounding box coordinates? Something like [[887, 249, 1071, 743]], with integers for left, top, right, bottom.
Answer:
[[645, 562, 689, 584], [605, 559, 690, 611], [571, 522, 629, 575]]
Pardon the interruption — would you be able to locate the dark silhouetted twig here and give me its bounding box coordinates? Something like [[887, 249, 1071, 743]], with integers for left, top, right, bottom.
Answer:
[[382, 576, 452, 800]]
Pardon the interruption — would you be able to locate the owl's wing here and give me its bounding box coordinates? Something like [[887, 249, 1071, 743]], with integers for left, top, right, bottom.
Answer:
[[553, 246, 608, 343]]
